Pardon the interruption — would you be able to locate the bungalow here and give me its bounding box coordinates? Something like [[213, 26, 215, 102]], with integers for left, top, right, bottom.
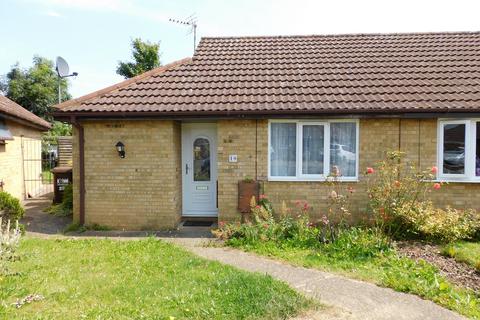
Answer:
[[54, 32, 480, 230], [0, 95, 51, 199]]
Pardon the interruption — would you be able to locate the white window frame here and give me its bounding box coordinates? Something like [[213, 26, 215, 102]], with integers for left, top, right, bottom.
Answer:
[[268, 119, 359, 182], [298, 122, 329, 180], [437, 118, 480, 182]]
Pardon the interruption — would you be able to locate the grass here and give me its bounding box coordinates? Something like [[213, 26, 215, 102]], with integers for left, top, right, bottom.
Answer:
[[0, 238, 313, 320], [63, 222, 110, 233], [442, 241, 480, 271], [44, 204, 72, 217], [226, 229, 480, 319]]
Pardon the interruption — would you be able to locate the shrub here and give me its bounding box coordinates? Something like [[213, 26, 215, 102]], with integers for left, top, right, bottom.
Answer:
[[45, 184, 73, 217], [366, 151, 480, 242], [62, 184, 73, 210], [0, 218, 21, 274], [319, 166, 354, 243], [402, 202, 480, 242], [214, 197, 319, 248], [0, 191, 25, 224]]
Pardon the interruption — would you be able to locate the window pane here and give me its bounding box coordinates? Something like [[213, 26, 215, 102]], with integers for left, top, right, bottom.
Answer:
[[330, 122, 357, 177], [270, 123, 296, 176], [302, 125, 324, 174], [193, 138, 210, 181], [443, 124, 465, 174], [477, 122, 480, 176]]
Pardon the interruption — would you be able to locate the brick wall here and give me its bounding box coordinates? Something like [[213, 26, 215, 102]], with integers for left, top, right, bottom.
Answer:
[[71, 118, 480, 230], [72, 120, 181, 230], [217, 118, 480, 223], [0, 120, 43, 200]]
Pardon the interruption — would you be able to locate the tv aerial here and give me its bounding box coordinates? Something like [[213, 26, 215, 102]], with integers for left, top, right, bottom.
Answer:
[[55, 56, 78, 104], [169, 14, 198, 54]]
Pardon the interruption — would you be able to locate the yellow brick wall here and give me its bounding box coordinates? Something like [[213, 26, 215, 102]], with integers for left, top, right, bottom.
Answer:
[[0, 120, 43, 200], [72, 120, 181, 230], [70, 118, 480, 230], [72, 125, 80, 223], [217, 118, 480, 223], [217, 120, 259, 221]]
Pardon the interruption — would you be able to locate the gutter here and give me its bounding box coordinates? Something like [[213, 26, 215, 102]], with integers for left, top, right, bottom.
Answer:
[[70, 116, 85, 225], [53, 109, 480, 122]]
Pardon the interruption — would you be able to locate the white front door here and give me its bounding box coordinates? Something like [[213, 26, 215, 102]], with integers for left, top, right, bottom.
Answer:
[[181, 123, 218, 217]]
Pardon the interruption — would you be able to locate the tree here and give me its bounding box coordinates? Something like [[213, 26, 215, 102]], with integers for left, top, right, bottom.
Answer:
[[116, 38, 161, 78], [0, 56, 70, 121]]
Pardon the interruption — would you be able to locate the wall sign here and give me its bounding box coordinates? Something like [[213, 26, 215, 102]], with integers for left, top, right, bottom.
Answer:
[[228, 155, 238, 163]]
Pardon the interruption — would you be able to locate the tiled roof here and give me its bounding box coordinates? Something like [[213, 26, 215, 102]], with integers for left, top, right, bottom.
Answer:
[[0, 95, 51, 130], [55, 32, 480, 115]]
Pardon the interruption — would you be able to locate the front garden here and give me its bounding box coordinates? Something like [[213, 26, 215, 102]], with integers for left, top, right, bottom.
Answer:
[[214, 151, 480, 319], [1, 188, 315, 319], [0, 237, 313, 319]]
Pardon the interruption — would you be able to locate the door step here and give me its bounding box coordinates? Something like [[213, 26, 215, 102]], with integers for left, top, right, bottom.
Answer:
[[182, 220, 214, 227]]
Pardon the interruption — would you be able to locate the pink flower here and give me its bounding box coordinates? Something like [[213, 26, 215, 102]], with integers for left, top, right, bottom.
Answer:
[[255, 205, 261, 209], [219, 221, 225, 228], [347, 186, 354, 193], [259, 194, 267, 200], [433, 183, 441, 190], [303, 202, 310, 211], [366, 167, 375, 174], [321, 215, 329, 225], [431, 166, 438, 174]]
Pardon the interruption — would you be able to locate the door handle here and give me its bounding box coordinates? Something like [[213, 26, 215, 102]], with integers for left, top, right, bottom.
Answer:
[[185, 163, 189, 174]]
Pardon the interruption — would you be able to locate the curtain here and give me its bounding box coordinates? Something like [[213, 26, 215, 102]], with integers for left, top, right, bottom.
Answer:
[[270, 123, 296, 176], [302, 125, 324, 175], [330, 122, 356, 177]]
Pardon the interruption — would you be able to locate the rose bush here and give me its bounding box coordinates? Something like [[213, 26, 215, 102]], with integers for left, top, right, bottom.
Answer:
[[366, 151, 480, 242]]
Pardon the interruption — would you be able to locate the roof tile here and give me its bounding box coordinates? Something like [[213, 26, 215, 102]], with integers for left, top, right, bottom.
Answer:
[[0, 95, 51, 129], [55, 32, 480, 115]]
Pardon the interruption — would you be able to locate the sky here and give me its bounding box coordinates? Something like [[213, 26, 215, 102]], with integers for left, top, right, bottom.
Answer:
[[1, 0, 480, 98]]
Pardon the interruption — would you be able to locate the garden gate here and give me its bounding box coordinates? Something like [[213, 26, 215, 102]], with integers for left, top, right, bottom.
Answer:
[[21, 136, 56, 199]]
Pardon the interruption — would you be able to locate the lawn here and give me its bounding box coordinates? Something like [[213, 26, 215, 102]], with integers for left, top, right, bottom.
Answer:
[[0, 238, 313, 320], [442, 241, 480, 271], [226, 230, 480, 319]]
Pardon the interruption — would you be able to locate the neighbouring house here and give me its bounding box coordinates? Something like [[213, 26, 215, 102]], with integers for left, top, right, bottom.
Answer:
[[54, 32, 480, 230], [0, 95, 51, 200]]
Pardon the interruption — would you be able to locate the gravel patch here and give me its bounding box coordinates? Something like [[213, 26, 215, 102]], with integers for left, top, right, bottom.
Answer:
[[396, 241, 480, 293]]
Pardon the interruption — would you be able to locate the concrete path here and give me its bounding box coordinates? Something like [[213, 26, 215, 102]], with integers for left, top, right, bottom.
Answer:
[[168, 238, 465, 320], [20, 194, 71, 235], [19, 198, 465, 320]]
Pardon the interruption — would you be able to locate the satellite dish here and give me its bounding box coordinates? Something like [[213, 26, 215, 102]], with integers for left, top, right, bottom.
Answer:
[[56, 56, 70, 78]]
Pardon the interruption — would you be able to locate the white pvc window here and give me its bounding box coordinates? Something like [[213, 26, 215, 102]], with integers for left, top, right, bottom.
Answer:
[[268, 120, 359, 181], [270, 123, 297, 177], [438, 119, 480, 181]]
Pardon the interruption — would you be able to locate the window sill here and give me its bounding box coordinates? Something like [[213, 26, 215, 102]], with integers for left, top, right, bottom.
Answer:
[[434, 178, 480, 184], [267, 177, 359, 183]]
